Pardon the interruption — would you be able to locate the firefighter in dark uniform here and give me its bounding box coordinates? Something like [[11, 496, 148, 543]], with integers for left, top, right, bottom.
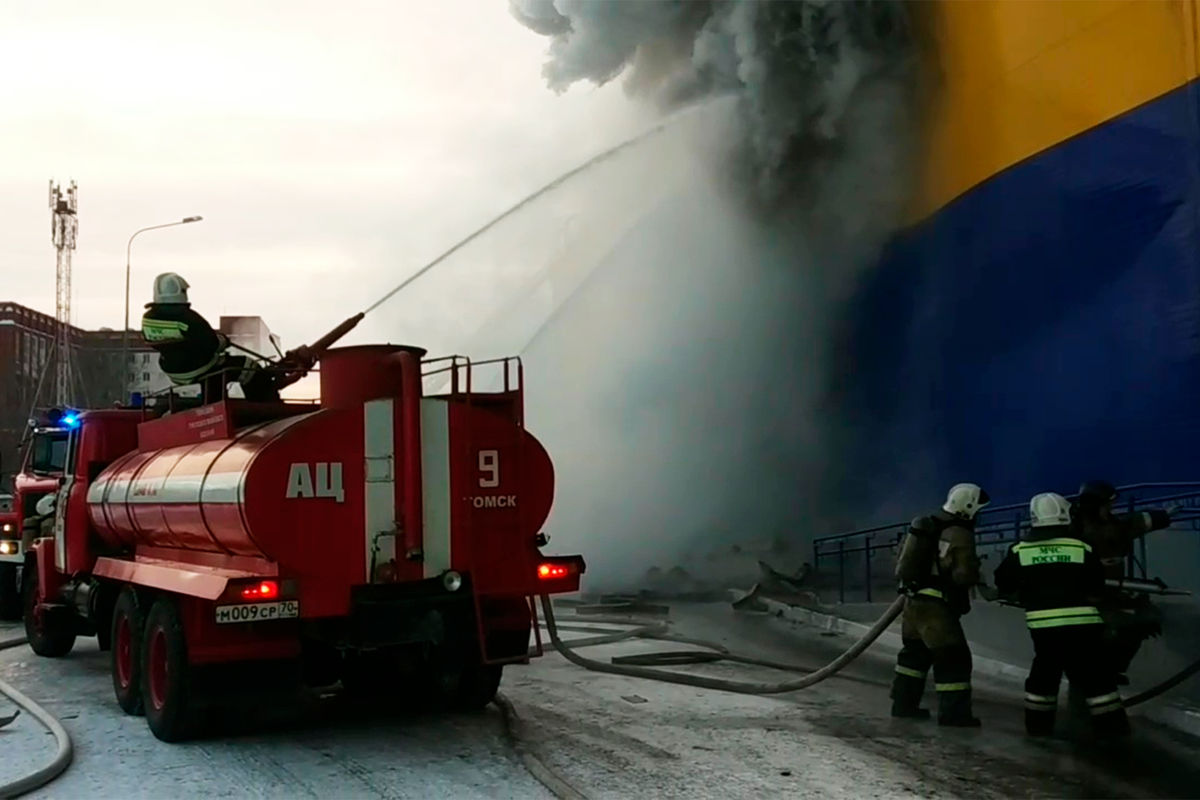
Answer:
[[994, 492, 1130, 739], [1072, 480, 1173, 685], [890, 482, 990, 727], [141, 273, 280, 403]]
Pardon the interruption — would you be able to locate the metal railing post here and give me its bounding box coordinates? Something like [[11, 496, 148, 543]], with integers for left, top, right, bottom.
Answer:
[[838, 539, 845, 604], [864, 533, 872, 603]]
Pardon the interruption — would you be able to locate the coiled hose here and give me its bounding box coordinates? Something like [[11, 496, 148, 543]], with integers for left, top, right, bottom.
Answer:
[[0, 637, 73, 799]]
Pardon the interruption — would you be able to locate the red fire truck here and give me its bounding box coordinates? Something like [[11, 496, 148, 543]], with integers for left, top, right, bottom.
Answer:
[[22, 338, 584, 742], [0, 414, 73, 621]]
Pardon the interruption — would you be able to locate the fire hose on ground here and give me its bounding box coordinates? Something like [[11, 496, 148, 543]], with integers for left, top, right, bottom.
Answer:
[[0, 636, 73, 799], [534, 595, 1200, 708]]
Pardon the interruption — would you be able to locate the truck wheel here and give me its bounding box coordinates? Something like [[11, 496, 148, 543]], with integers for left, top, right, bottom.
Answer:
[[141, 597, 199, 742], [0, 563, 20, 622], [449, 661, 502, 712], [22, 560, 75, 658], [111, 588, 145, 716]]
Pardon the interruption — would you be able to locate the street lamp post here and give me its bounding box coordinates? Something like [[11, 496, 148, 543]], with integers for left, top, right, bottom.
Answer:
[[122, 216, 203, 392]]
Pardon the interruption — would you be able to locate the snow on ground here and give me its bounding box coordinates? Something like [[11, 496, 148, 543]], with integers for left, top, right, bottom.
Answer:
[[0, 603, 1196, 798], [0, 622, 552, 799]]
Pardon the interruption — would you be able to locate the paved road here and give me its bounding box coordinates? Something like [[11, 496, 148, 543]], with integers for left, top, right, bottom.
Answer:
[[502, 602, 1200, 799], [0, 602, 1197, 798], [0, 622, 552, 799]]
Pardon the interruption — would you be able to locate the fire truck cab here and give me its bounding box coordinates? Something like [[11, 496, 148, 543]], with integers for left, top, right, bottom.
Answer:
[[0, 412, 74, 621]]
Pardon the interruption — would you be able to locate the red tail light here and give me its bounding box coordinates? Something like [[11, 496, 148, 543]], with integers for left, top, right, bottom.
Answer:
[[241, 580, 279, 600], [537, 562, 571, 580]]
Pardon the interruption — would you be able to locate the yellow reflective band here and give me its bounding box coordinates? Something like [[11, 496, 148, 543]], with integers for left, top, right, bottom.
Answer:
[[1025, 693, 1057, 704], [1013, 538, 1092, 553], [1027, 616, 1103, 629], [1090, 701, 1124, 716], [1026, 606, 1100, 620], [895, 666, 926, 679], [142, 319, 189, 343], [166, 351, 222, 383], [916, 588, 944, 599], [935, 682, 970, 692], [1086, 692, 1121, 707]]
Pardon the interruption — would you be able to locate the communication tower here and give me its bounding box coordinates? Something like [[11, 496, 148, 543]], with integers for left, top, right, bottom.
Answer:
[[49, 180, 78, 406]]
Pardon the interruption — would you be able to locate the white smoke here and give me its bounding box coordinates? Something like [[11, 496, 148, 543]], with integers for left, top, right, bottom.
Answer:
[[499, 0, 925, 589]]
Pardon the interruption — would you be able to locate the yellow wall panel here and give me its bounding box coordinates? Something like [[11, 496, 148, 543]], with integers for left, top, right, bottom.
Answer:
[[909, 0, 1198, 222]]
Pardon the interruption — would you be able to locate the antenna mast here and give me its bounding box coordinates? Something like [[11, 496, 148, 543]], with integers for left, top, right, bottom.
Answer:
[[49, 180, 78, 407]]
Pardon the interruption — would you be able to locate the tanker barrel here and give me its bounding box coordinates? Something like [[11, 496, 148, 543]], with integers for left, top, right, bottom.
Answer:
[[307, 312, 365, 359], [271, 311, 366, 392]]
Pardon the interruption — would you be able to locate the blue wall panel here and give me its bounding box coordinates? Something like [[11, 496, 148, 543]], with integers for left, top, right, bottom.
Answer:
[[837, 83, 1200, 506]]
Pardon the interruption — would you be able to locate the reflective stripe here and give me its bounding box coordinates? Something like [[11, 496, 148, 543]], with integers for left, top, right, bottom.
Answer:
[[1016, 541, 1088, 567], [1013, 537, 1092, 552], [1025, 606, 1103, 628], [1090, 701, 1124, 716], [935, 682, 970, 692], [364, 399, 396, 582], [1026, 606, 1101, 620], [142, 319, 189, 342], [1025, 693, 1057, 705], [1086, 692, 1121, 707], [895, 665, 926, 679], [1028, 615, 1103, 629], [916, 588, 944, 599], [1141, 512, 1153, 530], [166, 350, 223, 383]]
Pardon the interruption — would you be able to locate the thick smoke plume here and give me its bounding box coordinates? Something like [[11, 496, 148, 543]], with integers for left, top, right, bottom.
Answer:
[[504, 1, 926, 590], [511, 0, 919, 214]]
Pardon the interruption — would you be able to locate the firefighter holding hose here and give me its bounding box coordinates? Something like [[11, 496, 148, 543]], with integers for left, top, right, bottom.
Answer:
[[890, 483, 991, 727], [993, 492, 1131, 739], [141, 273, 280, 403], [1072, 480, 1175, 686]]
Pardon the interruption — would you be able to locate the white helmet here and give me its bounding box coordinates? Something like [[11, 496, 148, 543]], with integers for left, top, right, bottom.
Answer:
[[1030, 492, 1072, 528], [943, 482, 990, 520], [153, 272, 190, 305]]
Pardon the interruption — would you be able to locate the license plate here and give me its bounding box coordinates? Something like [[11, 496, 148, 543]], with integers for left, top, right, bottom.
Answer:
[[215, 600, 300, 625]]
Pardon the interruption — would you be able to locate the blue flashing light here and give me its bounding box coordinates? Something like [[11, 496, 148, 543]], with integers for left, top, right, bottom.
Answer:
[[61, 413, 80, 428]]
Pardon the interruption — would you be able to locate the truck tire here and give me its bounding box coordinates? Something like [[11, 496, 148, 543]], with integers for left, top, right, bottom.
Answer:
[[449, 661, 502, 712], [111, 587, 146, 716], [22, 559, 75, 658], [142, 597, 199, 742], [0, 563, 20, 622]]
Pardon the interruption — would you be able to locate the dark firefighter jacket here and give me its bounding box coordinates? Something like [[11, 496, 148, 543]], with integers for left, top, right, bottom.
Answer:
[[1074, 510, 1171, 580], [896, 511, 981, 616], [141, 303, 225, 385], [993, 525, 1106, 627]]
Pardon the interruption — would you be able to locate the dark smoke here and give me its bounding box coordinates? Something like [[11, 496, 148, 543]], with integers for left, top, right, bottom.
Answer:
[[507, 0, 927, 589], [510, 0, 920, 213]]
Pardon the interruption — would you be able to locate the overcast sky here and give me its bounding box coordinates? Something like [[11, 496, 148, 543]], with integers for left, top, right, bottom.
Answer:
[[0, 0, 653, 353]]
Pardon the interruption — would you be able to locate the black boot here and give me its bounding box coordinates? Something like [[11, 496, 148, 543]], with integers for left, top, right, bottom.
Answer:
[[890, 672, 930, 719], [937, 689, 981, 727]]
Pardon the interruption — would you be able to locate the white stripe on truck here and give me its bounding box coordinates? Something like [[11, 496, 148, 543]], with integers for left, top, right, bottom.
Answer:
[[421, 399, 452, 579], [363, 398, 396, 582]]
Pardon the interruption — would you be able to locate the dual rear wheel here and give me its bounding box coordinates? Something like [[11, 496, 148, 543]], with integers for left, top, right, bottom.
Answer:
[[110, 590, 197, 742]]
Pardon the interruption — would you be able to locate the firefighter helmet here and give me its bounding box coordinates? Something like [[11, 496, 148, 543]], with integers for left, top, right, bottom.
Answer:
[[942, 483, 990, 520], [152, 272, 190, 305], [1030, 492, 1072, 528]]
